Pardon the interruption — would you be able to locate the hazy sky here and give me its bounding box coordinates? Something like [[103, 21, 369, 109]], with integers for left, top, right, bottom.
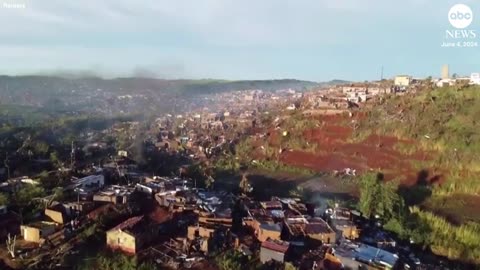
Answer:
[[0, 0, 479, 81]]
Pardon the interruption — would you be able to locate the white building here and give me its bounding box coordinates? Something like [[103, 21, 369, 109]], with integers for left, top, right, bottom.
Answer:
[[394, 75, 411, 87], [436, 78, 455, 87], [346, 92, 367, 103], [470, 73, 480, 85], [286, 104, 296, 110]]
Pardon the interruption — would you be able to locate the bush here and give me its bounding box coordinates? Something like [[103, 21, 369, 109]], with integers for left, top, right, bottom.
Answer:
[[215, 250, 244, 270], [409, 206, 480, 264]]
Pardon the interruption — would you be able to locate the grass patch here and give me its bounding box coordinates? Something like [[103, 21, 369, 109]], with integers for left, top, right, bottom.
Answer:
[[252, 159, 317, 177], [409, 206, 480, 264]]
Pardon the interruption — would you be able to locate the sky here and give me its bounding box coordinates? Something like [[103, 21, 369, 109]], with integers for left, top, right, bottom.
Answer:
[[0, 0, 479, 81]]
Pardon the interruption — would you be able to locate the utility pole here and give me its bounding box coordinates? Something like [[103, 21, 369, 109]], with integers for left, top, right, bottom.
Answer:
[[4, 152, 10, 180], [381, 66, 384, 81], [70, 141, 75, 170]]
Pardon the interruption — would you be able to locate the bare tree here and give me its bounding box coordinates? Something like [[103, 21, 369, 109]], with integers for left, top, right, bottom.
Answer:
[[6, 233, 16, 258], [239, 172, 252, 195]]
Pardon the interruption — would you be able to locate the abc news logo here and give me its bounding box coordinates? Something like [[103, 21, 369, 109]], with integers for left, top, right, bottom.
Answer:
[[446, 4, 476, 39], [448, 4, 473, 29]]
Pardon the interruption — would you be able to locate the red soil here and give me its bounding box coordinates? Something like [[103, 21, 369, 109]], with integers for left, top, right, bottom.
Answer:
[[279, 117, 435, 186]]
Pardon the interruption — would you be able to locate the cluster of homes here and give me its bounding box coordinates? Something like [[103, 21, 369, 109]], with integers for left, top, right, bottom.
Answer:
[[102, 173, 403, 269], [1, 77, 446, 268], [0, 167, 407, 269], [301, 82, 393, 116], [16, 174, 133, 245], [300, 69, 480, 119]]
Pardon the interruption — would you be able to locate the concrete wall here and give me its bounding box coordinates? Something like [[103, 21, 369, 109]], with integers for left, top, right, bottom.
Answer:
[[187, 226, 215, 240], [258, 228, 281, 242], [21, 224, 56, 243], [394, 76, 411, 87], [106, 230, 136, 254], [21, 226, 40, 243], [260, 247, 285, 263], [45, 209, 65, 224], [94, 194, 129, 204]]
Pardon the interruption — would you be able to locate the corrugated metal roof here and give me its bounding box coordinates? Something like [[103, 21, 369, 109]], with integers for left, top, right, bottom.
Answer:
[[261, 239, 289, 253], [109, 215, 144, 232]]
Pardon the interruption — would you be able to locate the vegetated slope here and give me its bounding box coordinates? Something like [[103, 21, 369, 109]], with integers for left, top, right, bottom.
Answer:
[[357, 85, 480, 193], [278, 85, 480, 194], [281, 86, 480, 264], [259, 85, 480, 219], [356, 85, 480, 225], [269, 111, 430, 188], [280, 119, 429, 184]]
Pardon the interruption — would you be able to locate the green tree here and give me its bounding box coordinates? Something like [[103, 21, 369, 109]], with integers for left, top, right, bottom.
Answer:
[[48, 187, 65, 205], [32, 141, 50, 155], [284, 262, 297, 270], [49, 151, 61, 167], [358, 173, 405, 220], [14, 184, 45, 223], [97, 252, 137, 270], [137, 261, 158, 270], [358, 173, 381, 218], [0, 192, 9, 205], [377, 181, 404, 220], [15, 185, 45, 206], [215, 251, 244, 270]]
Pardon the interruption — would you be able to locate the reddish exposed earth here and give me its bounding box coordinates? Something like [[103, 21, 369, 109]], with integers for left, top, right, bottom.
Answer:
[[278, 115, 439, 186]]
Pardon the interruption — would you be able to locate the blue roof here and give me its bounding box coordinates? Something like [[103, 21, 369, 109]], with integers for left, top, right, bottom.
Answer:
[[354, 244, 399, 268]]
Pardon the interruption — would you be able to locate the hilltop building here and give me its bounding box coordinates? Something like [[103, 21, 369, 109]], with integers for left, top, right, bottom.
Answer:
[[394, 75, 411, 87], [441, 64, 449, 79], [470, 73, 480, 85]]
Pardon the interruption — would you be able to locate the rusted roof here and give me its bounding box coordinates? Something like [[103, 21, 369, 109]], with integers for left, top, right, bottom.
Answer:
[[305, 218, 334, 235], [109, 215, 144, 232], [260, 201, 282, 209], [261, 238, 289, 253], [305, 223, 333, 235]]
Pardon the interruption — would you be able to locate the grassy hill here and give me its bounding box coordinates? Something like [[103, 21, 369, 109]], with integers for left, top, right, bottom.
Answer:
[[354, 85, 480, 264], [226, 84, 480, 265], [357, 85, 480, 196]]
